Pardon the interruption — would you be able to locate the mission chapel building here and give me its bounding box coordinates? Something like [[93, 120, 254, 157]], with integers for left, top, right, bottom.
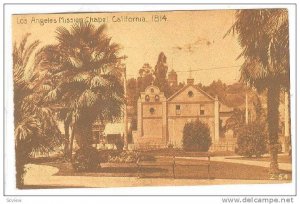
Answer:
[[132, 78, 236, 151]]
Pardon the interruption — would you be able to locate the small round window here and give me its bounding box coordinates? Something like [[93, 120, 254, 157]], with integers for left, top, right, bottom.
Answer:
[[188, 91, 194, 97], [145, 95, 150, 102], [149, 107, 155, 114], [150, 88, 154, 93]]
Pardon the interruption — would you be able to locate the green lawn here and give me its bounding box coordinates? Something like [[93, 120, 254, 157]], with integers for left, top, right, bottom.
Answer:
[[226, 154, 292, 164], [138, 149, 237, 157], [41, 157, 291, 180]]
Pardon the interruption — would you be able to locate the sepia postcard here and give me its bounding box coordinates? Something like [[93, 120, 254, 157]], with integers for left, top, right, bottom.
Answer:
[[4, 4, 296, 197]]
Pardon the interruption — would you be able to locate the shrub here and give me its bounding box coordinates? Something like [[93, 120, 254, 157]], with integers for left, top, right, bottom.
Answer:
[[182, 119, 212, 152], [98, 150, 120, 163], [108, 151, 139, 163], [72, 147, 99, 172], [267, 143, 283, 154], [236, 121, 267, 157]]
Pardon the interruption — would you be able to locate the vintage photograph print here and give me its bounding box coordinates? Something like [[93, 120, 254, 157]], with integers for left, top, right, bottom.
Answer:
[[12, 9, 291, 189]]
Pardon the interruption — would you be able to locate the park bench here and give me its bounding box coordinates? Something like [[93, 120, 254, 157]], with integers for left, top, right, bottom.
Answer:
[[136, 152, 211, 179]]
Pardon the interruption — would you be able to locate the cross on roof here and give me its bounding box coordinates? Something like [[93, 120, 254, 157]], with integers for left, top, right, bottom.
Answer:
[[189, 66, 192, 79]]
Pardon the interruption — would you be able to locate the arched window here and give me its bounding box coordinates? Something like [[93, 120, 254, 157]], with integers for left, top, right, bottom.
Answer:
[[145, 95, 150, 102], [155, 95, 160, 102]]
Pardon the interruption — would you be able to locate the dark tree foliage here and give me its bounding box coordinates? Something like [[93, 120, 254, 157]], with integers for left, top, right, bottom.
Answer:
[[225, 108, 246, 136], [182, 120, 212, 152], [127, 78, 139, 107], [199, 81, 260, 108], [154, 52, 172, 97], [13, 34, 62, 188], [38, 22, 125, 150], [227, 95, 268, 157], [137, 63, 155, 93], [227, 9, 289, 174], [72, 147, 99, 172], [236, 121, 268, 158]]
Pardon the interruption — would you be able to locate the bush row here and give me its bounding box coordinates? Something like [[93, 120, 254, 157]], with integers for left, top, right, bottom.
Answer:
[[71, 147, 156, 172]]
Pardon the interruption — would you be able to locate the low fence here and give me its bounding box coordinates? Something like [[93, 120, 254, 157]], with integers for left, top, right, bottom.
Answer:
[[136, 153, 211, 179], [210, 142, 237, 152]]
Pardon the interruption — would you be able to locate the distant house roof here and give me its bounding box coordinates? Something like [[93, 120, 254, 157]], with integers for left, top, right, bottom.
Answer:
[[104, 123, 124, 135]]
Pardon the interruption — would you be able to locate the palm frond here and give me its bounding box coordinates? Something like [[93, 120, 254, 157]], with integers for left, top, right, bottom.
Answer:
[[228, 9, 289, 90], [15, 116, 41, 142], [90, 75, 109, 88]]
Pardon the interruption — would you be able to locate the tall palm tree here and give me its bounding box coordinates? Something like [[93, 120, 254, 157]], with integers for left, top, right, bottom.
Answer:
[[226, 9, 289, 175], [38, 22, 125, 153], [56, 108, 73, 158], [13, 34, 62, 188]]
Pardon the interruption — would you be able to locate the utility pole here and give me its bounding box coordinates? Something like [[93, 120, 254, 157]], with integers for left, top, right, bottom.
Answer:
[[117, 55, 128, 150], [122, 63, 128, 150]]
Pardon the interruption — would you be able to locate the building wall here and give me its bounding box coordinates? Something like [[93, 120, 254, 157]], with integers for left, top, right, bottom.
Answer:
[[167, 103, 215, 118], [135, 84, 234, 150], [136, 85, 167, 147], [166, 85, 216, 147], [143, 118, 163, 138], [142, 103, 163, 118], [141, 102, 163, 138]]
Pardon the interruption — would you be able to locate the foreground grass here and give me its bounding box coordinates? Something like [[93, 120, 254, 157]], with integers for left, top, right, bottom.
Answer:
[[226, 154, 292, 164], [137, 149, 237, 157], [41, 157, 291, 180]]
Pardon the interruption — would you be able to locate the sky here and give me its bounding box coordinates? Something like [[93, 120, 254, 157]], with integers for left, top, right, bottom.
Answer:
[[12, 10, 244, 85]]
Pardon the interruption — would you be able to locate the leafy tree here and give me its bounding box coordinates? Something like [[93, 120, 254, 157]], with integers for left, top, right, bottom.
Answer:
[[127, 78, 138, 107], [225, 108, 246, 137], [182, 119, 212, 152], [169, 81, 185, 96], [38, 23, 124, 152], [203, 80, 227, 102], [137, 63, 154, 93], [153, 52, 171, 97], [134, 53, 180, 99], [236, 121, 268, 157], [198, 81, 261, 108], [227, 99, 268, 157], [13, 34, 62, 188], [227, 9, 289, 175]]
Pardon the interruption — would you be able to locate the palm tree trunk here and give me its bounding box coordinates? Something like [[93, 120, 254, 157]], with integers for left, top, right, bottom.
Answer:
[[267, 82, 281, 175], [15, 140, 31, 189], [73, 122, 92, 149], [68, 126, 75, 160], [64, 120, 70, 158]]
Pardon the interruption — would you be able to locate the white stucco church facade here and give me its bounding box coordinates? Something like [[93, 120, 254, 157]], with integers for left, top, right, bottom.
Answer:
[[132, 78, 236, 151]]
